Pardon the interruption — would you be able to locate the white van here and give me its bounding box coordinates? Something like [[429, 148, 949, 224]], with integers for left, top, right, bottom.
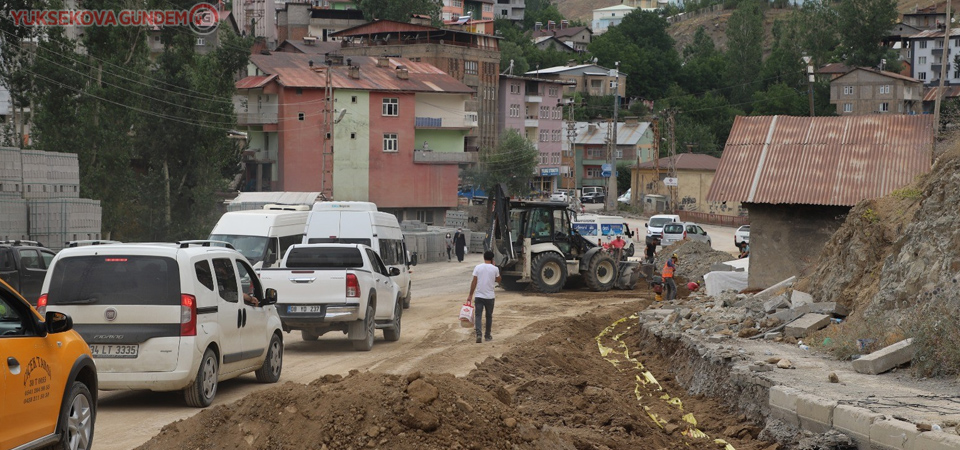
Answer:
[[572, 215, 637, 256], [209, 207, 308, 269], [303, 202, 415, 309]]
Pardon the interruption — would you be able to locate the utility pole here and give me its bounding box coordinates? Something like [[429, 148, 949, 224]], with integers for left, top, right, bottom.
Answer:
[[565, 98, 577, 192], [803, 56, 814, 116], [934, 0, 952, 138], [667, 109, 678, 213], [606, 62, 620, 211], [318, 59, 333, 199]]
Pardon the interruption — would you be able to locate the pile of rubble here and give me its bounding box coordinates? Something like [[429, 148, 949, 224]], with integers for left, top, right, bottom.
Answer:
[[654, 241, 736, 283]]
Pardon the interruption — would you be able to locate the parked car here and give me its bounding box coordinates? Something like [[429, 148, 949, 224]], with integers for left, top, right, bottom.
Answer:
[[581, 192, 606, 204], [260, 244, 403, 351], [0, 240, 57, 305], [660, 222, 712, 247], [550, 191, 570, 203], [617, 189, 631, 204], [0, 279, 98, 450], [644, 214, 682, 244], [41, 241, 284, 408], [581, 186, 605, 196], [734, 225, 750, 246]]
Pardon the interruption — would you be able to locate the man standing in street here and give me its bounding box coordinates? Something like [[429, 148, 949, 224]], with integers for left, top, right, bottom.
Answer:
[[662, 254, 678, 301], [454, 228, 467, 262], [467, 250, 501, 343]]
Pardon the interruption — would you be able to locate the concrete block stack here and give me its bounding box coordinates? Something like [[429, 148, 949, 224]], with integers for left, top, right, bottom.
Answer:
[[0, 147, 101, 249], [444, 210, 467, 229]]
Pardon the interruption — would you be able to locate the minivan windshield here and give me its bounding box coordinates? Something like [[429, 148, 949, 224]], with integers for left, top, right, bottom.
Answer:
[[649, 217, 675, 228], [209, 234, 268, 264], [47, 255, 181, 306]]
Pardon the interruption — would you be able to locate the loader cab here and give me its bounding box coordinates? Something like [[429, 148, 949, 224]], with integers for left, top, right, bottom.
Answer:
[[507, 201, 579, 258]]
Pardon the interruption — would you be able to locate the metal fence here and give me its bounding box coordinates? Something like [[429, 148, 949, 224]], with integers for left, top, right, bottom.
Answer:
[[678, 211, 749, 227]]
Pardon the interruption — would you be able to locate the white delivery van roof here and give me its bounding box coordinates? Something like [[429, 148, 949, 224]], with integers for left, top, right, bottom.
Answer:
[[311, 201, 378, 212], [211, 210, 308, 235], [574, 215, 627, 223]]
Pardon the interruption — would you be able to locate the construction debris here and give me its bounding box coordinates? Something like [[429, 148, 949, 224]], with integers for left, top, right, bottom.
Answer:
[[852, 338, 916, 375]]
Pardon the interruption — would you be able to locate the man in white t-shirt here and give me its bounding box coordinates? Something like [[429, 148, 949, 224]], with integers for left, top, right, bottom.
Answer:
[[467, 250, 501, 343]]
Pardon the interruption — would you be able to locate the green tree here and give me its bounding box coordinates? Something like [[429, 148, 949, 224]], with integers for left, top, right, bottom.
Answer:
[[795, 1, 840, 70], [616, 162, 632, 195], [724, 0, 765, 108], [463, 129, 539, 196], [677, 27, 727, 94], [751, 82, 808, 116], [523, 0, 566, 29], [836, 0, 898, 68], [355, 0, 441, 23], [499, 41, 531, 75], [760, 19, 805, 90], [657, 87, 743, 155], [588, 11, 681, 99]]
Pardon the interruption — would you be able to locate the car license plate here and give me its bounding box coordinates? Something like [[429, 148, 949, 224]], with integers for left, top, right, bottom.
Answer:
[[288, 305, 322, 313], [89, 344, 139, 358]]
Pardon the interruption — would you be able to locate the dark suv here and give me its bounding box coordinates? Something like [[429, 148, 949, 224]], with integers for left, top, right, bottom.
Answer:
[[0, 240, 57, 305]]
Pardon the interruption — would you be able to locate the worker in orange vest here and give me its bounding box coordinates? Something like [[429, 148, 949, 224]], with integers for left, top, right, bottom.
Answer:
[[662, 254, 678, 301]]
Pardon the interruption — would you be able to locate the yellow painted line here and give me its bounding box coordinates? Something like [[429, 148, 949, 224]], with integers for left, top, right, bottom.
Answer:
[[595, 313, 736, 450]]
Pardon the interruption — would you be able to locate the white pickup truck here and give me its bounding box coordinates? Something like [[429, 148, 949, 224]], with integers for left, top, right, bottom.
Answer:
[[259, 244, 402, 351]]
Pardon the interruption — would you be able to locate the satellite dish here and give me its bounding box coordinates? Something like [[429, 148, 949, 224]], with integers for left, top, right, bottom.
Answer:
[[334, 109, 347, 124]]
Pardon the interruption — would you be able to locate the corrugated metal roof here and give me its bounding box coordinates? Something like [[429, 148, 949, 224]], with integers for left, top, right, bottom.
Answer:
[[922, 85, 960, 101], [235, 74, 277, 89], [531, 26, 592, 39], [706, 115, 934, 206], [575, 121, 651, 146], [331, 20, 437, 37], [249, 53, 474, 93], [908, 28, 960, 38], [831, 67, 921, 84], [635, 153, 720, 171]]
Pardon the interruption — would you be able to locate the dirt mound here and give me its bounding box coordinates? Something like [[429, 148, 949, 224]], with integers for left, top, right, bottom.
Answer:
[[139, 301, 774, 450], [656, 240, 736, 283]]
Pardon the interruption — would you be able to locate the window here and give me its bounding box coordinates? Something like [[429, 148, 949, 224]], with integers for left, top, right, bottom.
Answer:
[[510, 83, 520, 94], [193, 260, 215, 291], [540, 106, 549, 118], [350, 132, 357, 139], [154, 36, 160, 42], [483, 4, 492, 12], [236, 260, 263, 304], [296, 88, 303, 95], [509, 104, 520, 117], [351, 95, 357, 103], [843, 86, 854, 95], [212, 258, 239, 302], [879, 85, 890, 94], [298, 112, 304, 121], [382, 98, 398, 116], [843, 103, 853, 113], [919, 40, 928, 49], [954, 38, 960, 47], [539, 130, 548, 141], [501, 9, 508, 16], [590, 79, 602, 88], [919, 72, 928, 80], [465, 60, 478, 75], [919, 56, 927, 65], [18, 249, 41, 270], [879, 102, 889, 112], [196, 37, 205, 46], [955, 69, 960, 79], [548, 87, 558, 96], [936, 39, 943, 48], [615, 149, 623, 158], [383, 133, 398, 152], [586, 167, 602, 178]]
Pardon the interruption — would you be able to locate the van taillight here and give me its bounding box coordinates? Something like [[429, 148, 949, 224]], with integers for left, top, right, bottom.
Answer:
[[180, 294, 197, 336], [346, 274, 360, 298], [37, 294, 48, 315]]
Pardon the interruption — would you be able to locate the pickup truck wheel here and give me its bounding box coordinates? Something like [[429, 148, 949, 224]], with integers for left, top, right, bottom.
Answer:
[[255, 333, 283, 383], [383, 298, 402, 342], [531, 252, 567, 294], [625, 245, 635, 257], [301, 330, 319, 341], [351, 304, 375, 351], [50, 381, 95, 450], [583, 253, 617, 292], [184, 348, 218, 407], [402, 284, 412, 309]]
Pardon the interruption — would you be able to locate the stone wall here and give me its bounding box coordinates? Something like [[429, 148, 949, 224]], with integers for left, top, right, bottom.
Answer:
[[747, 203, 850, 290]]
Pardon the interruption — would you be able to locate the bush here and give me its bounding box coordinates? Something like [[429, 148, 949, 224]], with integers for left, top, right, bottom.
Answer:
[[808, 312, 902, 361], [905, 303, 960, 378]]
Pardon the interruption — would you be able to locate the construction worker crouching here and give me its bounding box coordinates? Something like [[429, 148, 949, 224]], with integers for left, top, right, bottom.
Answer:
[[662, 254, 678, 301]]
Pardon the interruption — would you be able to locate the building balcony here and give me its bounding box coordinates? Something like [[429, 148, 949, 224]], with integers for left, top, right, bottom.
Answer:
[[415, 116, 473, 130], [464, 112, 478, 128], [237, 111, 278, 125], [413, 150, 478, 165], [524, 117, 539, 128], [932, 48, 950, 58], [524, 95, 542, 103]]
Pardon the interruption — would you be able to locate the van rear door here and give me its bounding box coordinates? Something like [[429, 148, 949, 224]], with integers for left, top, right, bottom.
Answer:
[[45, 255, 182, 372]]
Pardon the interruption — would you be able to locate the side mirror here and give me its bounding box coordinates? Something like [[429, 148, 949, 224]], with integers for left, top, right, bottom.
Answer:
[[389, 267, 401, 276], [410, 253, 418, 266], [643, 223, 648, 227], [263, 288, 278, 305], [45, 311, 73, 334]]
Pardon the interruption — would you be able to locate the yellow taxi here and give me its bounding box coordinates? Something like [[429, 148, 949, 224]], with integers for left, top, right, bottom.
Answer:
[[0, 278, 97, 450]]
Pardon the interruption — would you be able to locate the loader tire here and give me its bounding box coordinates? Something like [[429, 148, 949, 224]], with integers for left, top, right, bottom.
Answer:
[[530, 252, 567, 294], [583, 253, 617, 292]]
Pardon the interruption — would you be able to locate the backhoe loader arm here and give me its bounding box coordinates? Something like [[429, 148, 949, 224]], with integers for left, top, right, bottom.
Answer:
[[484, 183, 516, 264]]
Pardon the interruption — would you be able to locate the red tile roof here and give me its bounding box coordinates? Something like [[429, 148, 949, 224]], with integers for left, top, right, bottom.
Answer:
[[922, 85, 960, 101], [634, 153, 720, 171], [706, 115, 934, 206], [235, 74, 277, 89], [531, 26, 592, 39]]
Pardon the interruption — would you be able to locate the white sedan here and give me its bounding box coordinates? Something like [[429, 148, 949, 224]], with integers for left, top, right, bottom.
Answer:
[[734, 225, 750, 246]]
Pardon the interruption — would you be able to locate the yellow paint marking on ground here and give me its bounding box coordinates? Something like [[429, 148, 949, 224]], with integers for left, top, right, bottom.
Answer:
[[595, 314, 737, 450]]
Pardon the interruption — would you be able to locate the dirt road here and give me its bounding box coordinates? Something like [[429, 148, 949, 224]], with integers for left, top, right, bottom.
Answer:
[[581, 203, 740, 256], [93, 254, 650, 450]]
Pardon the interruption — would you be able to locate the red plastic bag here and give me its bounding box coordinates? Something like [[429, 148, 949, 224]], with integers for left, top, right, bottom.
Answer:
[[459, 302, 475, 327]]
